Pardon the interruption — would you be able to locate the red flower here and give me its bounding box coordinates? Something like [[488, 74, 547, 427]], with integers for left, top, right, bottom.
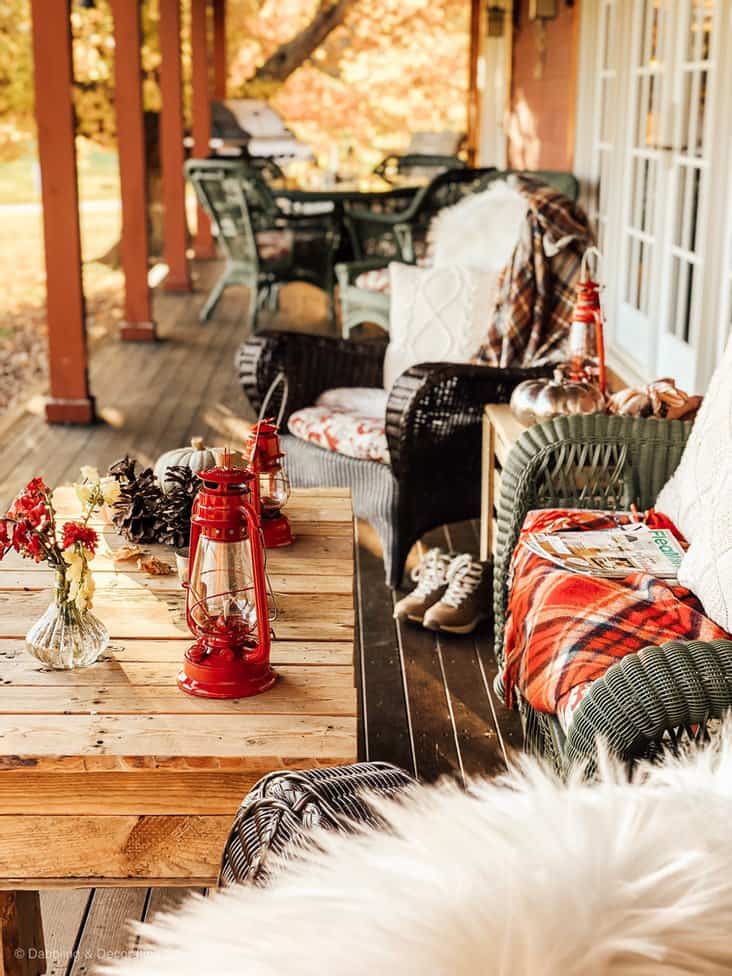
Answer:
[[25, 478, 48, 497], [25, 533, 43, 563], [62, 522, 99, 555], [25, 501, 48, 529], [12, 521, 29, 552]]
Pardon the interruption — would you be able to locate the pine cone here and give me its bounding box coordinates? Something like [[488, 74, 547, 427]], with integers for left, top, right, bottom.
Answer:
[[106, 458, 198, 547], [155, 466, 198, 549], [108, 456, 166, 544]]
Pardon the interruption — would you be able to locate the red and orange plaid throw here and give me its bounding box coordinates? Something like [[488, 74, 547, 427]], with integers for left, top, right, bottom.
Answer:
[[503, 509, 729, 725]]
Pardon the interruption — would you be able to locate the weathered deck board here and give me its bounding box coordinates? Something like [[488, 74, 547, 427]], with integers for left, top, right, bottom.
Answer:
[[0, 266, 523, 962]]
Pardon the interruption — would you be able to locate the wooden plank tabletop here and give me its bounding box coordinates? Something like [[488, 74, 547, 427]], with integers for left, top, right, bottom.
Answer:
[[0, 486, 357, 887]]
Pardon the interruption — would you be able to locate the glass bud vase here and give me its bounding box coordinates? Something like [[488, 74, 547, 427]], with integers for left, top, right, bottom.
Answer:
[[25, 587, 109, 670]]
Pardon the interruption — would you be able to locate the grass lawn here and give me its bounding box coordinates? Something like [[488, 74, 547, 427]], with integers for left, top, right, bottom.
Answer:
[[0, 140, 120, 205], [0, 140, 124, 412]]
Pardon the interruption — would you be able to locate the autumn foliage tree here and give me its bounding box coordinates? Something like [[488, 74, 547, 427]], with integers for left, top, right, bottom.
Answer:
[[1, 0, 467, 170]]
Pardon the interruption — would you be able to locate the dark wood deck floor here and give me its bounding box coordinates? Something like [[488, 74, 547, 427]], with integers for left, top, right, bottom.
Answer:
[[0, 261, 522, 970]]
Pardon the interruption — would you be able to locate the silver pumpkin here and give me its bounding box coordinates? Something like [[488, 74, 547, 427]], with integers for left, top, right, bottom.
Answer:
[[510, 368, 606, 426]]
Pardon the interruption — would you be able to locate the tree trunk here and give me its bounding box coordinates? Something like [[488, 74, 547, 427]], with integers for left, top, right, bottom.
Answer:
[[246, 0, 359, 89]]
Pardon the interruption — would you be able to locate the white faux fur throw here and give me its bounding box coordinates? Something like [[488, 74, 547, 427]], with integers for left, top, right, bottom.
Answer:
[[107, 731, 732, 976]]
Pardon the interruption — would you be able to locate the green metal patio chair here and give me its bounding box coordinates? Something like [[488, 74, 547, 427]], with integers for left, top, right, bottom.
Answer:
[[492, 413, 732, 775], [185, 158, 340, 327], [372, 151, 466, 186]]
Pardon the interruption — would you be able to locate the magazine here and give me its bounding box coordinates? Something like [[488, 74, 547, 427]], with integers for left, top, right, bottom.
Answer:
[[524, 521, 685, 579]]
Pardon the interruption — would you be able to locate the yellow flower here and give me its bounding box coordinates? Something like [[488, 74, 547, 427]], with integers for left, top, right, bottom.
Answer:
[[100, 477, 121, 506], [74, 483, 93, 507], [80, 465, 100, 483]]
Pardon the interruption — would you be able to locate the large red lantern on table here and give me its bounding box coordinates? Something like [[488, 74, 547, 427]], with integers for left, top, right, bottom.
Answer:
[[247, 419, 294, 548], [178, 464, 276, 699]]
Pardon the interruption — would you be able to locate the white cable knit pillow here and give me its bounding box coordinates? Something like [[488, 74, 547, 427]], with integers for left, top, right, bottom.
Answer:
[[656, 334, 732, 631], [383, 263, 498, 391]]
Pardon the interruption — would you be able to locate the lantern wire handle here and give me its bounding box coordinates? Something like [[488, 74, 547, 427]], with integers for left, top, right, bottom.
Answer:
[[247, 371, 289, 627], [249, 371, 289, 465], [580, 245, 602, 282]]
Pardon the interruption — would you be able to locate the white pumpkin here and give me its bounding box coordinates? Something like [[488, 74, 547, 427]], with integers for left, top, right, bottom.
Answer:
[[154, 437, 218, 493]]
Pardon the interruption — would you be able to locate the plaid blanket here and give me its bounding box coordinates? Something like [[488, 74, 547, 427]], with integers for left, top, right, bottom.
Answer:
[[475, 178, 594, 368], [503, 509, 729, 728]]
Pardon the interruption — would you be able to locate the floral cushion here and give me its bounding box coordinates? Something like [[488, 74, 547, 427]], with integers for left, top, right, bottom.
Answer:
[[287, 387, 389, 464], [354, 267, 392, 294]]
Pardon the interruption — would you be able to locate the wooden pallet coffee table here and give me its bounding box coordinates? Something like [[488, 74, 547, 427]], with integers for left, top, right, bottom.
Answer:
[[0, 487, 357, 974]]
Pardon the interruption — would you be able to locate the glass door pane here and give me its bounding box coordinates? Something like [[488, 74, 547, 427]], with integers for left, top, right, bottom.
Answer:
[[614, 0, 672, 376], [656, 0, 717, 389]]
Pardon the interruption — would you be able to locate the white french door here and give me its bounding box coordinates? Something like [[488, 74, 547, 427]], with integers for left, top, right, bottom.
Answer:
[[576, 0, 732, 392]]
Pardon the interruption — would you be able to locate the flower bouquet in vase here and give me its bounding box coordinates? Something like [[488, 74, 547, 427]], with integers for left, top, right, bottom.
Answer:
[[0, 469, 120, 669]]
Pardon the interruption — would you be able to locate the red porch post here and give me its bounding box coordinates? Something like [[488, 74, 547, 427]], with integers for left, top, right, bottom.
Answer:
[[467, 0, 482, 166], [191, 0, 215, 259], [213, 0, 227, 100], [30, 0, 95, 424], [160, 0, 192, 291], [111, 0, 156, 340]]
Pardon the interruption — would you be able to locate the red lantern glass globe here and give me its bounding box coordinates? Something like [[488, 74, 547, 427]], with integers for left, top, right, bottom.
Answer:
[[178, 464, 276, 699], [247, 420, 294, 548]]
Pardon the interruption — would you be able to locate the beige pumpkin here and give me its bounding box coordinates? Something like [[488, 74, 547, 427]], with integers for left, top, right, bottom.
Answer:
[[510, 369, 606, 427], [154, 437, 218, 493]]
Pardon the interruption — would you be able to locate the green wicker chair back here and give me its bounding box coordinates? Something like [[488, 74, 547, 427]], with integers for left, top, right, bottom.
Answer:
[[373, 151, 467, 185], [509, 170, 580, 201], [345, 166, 500, 262], [185, 158, 263, 269]]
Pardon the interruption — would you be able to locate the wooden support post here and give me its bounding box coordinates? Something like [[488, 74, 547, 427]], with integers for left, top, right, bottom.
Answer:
[[111, 0, 157, 340], [0, 891, 45, 976], [191, 0, 215, 259], [30, 0, 95, 425], [467, 0, 482, 166], [213, 0, 227, 100], [160, 0, 192, 292]]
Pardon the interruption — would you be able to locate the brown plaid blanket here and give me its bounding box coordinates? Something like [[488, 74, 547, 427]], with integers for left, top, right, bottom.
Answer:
[[475, 178, 594, 368]]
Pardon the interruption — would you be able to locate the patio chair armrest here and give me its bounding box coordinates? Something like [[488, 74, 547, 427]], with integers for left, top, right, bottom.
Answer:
[[237, 331, 387, 423], [493, 415, 692, 668], [219, 761, 415, 886], [385, 362, 551, 483], [335, 258, 391, 290], [562, 639, 732, 773]]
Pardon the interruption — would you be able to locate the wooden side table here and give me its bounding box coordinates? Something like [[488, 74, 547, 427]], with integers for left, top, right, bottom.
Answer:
[[479, 405, 529, 561]]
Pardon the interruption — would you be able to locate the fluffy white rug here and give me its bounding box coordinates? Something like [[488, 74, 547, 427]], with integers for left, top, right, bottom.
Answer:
[[107, 730, 732, 976]]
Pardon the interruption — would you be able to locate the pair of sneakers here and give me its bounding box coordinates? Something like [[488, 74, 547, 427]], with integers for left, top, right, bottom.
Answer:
[[393, 547, 491, 634]]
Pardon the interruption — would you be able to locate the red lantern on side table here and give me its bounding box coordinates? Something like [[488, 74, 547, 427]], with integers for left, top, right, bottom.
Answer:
[[247, 420, 294, 548], [568, 246, 607, 395], [178, 464, 276, 699]]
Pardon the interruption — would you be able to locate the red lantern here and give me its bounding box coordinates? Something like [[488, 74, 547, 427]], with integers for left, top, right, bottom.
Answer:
[[178, 464, 276, 699], [568, 247, 607, 394], [247, 420, 294, 548]]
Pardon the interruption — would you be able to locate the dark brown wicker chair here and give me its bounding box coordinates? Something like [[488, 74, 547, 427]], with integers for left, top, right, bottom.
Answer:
[[238, 331, 549, 586], [219, 762, 415, 886]]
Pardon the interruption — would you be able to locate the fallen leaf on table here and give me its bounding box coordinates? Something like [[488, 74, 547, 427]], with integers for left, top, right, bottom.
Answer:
[[113, 544, 145, 563], [137, 555, 175, 576]]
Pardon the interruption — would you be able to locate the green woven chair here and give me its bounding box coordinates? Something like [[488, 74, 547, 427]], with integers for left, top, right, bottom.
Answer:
[[492, 413, 732, 775], [337, 169, 579, 339], [185, 158, 339, 327]]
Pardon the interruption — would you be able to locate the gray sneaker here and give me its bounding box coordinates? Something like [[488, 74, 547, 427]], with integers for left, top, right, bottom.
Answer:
[[422, 555, 491, 634], [393, 547, 453, 623]]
